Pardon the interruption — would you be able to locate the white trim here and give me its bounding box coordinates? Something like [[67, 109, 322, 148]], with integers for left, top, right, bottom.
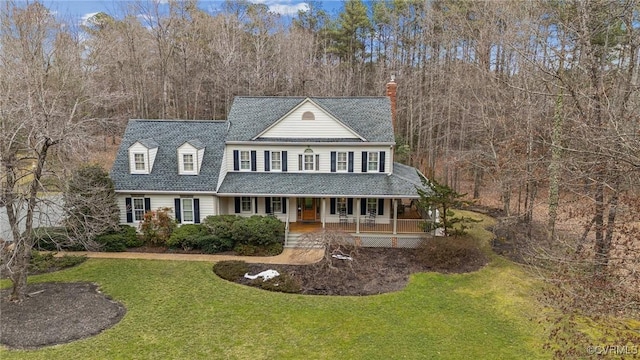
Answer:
[[216, 193, 419, 199], [239, 150, 251, 171], [225, 141, 395, 146], [117, 190, 218, 195], [181, 198, 195, 224]]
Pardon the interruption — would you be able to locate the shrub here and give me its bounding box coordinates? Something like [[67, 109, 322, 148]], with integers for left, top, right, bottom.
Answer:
[[231, 215, 284, 247], [167, 224, 207, 250], [30, 227, 84, 251], [199, 235, 234, 254], [29, 251, 87, 274], [202, 215, 241, 241], [233, 242, 283, 256], [94, 225, 141, 252], [416, 236, 487, 271], [213, 260, 250, 281], [140, 207, 176, 245], [94, 233, 127, 252]]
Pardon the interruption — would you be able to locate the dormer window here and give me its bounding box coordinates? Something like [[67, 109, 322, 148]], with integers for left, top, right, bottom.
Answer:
[[129, 139, 157, 174], [301, 111, 315, 120], [134, 153, 146, 171], [178, 140, 205, 175], [183, 154, 194, 171]]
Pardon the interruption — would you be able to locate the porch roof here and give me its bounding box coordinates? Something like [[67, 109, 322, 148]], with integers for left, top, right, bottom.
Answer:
[[217, 162, 424, 198]]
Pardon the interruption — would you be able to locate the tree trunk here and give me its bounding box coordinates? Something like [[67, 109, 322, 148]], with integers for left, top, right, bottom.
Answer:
[[547, 93, 563, 242]]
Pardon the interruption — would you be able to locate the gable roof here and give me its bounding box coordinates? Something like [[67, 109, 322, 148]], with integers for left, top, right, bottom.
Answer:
[[225, 97, 395, 143], [110, 120, 227, 192]]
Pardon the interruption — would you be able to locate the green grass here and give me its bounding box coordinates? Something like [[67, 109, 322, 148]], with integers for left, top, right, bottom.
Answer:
[[1, 215, 549, 359]]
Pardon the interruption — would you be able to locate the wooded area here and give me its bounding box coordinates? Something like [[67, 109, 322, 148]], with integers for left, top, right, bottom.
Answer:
[[1, 0, 638, 308]]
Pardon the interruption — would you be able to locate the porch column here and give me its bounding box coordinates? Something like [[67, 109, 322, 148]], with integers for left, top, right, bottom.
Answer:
[[393, 199, 398, 235], [321, 198, 326, 229], [356, 198, 361, 234], [213, 196, 219, 216]]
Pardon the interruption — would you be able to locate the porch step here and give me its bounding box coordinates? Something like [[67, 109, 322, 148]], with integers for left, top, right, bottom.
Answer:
[[284, 232, 324, 248]]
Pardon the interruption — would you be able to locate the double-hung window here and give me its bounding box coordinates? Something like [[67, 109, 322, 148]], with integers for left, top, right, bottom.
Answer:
[[182, 198, 194, 223], [241, 197, 252, 212], [337, 152, 347, 171], [304, 153, 314, 170], [133, 198, 145, 221], [183, 154, 194, 172], [368, 152, 379, 172], [134, 153, 146, 171], [271, 151, 281, 171], [240, 151, 251, 170], [271, 197, 282, 213]]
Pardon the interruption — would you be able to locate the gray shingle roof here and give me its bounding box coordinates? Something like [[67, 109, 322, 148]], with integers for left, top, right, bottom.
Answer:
[[186, 139, 205, 149], [217, 163, 422, 198], [226, 97, 395, 143], [111, 120, 227, 192], [138, 138, 158, 148]]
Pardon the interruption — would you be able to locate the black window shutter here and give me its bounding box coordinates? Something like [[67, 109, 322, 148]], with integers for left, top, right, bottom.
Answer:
[[250, 151, 257, 171], [362, 152, 368, 172], [234, 197, 241, 213], [348, 152, 354, 172], [347, 198, 353, 215], [315, 154, 319, 171], [144, 198, 151, 212], [125, 197, 133, 223], [282, 197, 287, 214], [330, 152, 336, 172], [265, 197, 271, 214], [174, 198, 182, 223], [330, 198, 336, 214], [379, 152, 386, 172], [298, 154, 302, 171], [282, 151, 288, 172], [378, 198, 384, 216], [233, 150, 239, 171], [194, 199, 200, 223], [264, 151, 270, 171], [254, 197, 258, 213], [361, 199, 367, 215]]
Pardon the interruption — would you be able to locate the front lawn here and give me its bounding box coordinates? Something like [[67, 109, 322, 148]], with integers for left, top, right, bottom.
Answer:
[[1, 264, 547, 358]]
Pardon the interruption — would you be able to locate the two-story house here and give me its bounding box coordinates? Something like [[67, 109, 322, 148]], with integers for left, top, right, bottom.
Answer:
[[111, 81, 428, 247]]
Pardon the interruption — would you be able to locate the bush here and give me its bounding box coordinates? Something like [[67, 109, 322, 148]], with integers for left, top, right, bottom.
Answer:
[[140, 208, 176, 245], [29, 251, 87, 274], [234, 242, 283, 256], [167, 224, 208, 250], [202, 215, 241, 242], [199, 235, 234, 254], [30, 227, 84, 251], [94, 225, 141, 252], [94, 233, 127, 252], [416, 236, 487, 271], [213, 260, 250, 281], [231, 215, 284, 247]]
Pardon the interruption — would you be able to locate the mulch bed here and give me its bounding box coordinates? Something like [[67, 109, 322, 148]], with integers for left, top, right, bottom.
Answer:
[[0, 282, 126, 350]]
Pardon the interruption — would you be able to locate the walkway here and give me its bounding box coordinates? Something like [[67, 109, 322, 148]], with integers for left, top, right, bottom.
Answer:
[[55, 247, 325, 265]]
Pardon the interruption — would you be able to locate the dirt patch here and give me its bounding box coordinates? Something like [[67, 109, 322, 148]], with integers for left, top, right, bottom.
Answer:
[[0, 282, 126, 350], [236, 247, 487, 296]]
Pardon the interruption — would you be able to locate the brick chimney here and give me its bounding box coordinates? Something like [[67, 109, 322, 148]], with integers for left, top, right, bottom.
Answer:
[[386, 75, 397, 132]]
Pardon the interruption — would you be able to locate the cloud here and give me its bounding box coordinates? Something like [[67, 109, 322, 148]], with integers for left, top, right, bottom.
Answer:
[[248, 1, 309, 16], [80, 12, 100, 27], [269, 3, 309, 15]]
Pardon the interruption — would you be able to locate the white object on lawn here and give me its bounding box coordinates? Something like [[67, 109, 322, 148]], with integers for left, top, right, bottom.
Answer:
[[331, 254, 353, 261], [244, 269, 280, 282]]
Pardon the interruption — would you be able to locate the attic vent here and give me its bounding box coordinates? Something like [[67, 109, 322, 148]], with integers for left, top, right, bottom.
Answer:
[[301, 111, 315, 121]]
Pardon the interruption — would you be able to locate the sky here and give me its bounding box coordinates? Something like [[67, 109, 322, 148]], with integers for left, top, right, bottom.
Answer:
[[35, 0, 343, 27]]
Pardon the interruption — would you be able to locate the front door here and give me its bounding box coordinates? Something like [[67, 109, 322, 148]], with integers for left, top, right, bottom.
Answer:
[[301, 198, 317, 222]]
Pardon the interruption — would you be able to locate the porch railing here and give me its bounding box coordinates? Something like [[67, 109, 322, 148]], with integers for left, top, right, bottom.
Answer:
[[324, 219, 426, 234]]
